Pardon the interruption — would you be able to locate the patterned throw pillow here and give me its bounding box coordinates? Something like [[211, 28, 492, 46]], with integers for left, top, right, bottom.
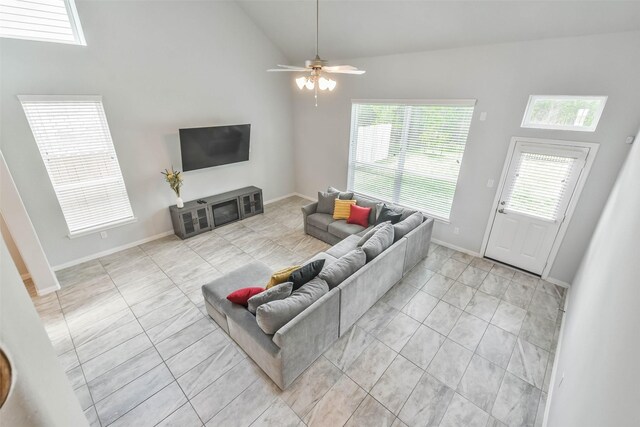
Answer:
[[266, 265, 300, 289], [333, 199, 357, 220]]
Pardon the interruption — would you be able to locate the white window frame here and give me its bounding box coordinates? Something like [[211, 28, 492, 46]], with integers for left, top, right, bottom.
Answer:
[[0, 0, 86, 45], [347, 98, 476, 222], [521, 95, 607, 132], [19, 95, 136, 238]]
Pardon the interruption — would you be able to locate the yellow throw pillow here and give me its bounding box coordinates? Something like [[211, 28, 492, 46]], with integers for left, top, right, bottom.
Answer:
[[333, 199, 357, 220], [266, 265, 300, 289]]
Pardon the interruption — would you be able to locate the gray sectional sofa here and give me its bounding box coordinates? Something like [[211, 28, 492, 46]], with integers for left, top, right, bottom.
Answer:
[[202, 195, 434, 389]]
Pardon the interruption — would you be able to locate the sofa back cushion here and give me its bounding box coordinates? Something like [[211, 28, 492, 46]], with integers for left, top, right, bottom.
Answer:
[[248, 282, 293, 314], [319, 249, 366, 289], [357, 221, 390, 247], [361, 223, 394, 262], [328, 186, 354, 200], [255, 277, 329, 335], [393, 212, 424, 242]]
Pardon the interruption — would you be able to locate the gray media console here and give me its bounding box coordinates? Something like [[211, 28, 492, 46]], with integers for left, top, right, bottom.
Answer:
[[169, 186, 263, 239]]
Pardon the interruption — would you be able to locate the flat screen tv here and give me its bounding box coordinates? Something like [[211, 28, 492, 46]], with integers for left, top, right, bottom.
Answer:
[[179, 124, 250, 171]]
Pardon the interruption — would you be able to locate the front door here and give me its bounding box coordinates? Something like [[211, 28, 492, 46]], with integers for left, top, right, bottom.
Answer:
[[485, 141, 589, 274]]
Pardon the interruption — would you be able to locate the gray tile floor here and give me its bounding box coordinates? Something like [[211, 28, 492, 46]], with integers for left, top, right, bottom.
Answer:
[[30, 196, 565, 427]]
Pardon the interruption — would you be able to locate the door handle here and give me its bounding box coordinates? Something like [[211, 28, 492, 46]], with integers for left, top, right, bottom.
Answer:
[[498, 208, 505, 214]]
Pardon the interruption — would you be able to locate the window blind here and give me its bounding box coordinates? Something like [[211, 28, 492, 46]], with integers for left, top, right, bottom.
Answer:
[[0, 0, 85, 45], [348, 100, 475, 220], [504, 152, 577, 221], [20, 96, 134, 236]]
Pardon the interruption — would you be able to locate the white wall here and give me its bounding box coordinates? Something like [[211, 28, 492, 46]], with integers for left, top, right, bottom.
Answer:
[[0, 1, 296, 268], [0, 239, 88, 426], [291, 31, 640, 284], [546, 128, 640, 426]]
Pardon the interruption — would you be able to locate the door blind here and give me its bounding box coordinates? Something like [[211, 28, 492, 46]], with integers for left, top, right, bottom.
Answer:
[[348, 100, 475, 220], [20, 96, 134, 236], [505, 152, 577, 221], [0, 0, 85, 45]]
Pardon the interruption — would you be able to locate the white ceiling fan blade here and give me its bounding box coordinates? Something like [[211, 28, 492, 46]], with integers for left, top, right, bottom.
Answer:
[[324, 69, 366, 75], [277, 64, 308, 70], [267, 69, 307, 72], [324, 65, 358, 71]]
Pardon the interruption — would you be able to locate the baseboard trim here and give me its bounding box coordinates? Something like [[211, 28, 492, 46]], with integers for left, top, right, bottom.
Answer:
[[264, 192, 298, 205], [293, 192, 316, 202], [52, 230, 175, 271], [542, 276, 571, 289], [431, 238, 482, 258], [35, 283, 61, 296]]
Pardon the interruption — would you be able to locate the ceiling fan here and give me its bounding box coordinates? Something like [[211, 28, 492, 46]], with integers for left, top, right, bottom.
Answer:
[[267, 0, 365, 106]]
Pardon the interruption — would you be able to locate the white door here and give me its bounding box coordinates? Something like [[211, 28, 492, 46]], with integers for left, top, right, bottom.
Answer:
[[485, 141, 589, 274]]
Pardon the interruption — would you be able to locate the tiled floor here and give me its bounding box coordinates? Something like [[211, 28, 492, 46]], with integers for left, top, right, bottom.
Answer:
[[29, 196, 565, 427]]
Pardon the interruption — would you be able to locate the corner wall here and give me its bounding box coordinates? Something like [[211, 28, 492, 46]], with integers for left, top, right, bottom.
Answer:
[[292, 31, 640, 284], [546, 128, 640, 426], [0, 1, 296, 268]]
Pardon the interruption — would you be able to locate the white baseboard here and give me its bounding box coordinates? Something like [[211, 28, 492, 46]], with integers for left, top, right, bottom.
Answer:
[[293, 192, 316, 202], [264, 192, 297, 205], [52, 230, 175, 271], [542, 276, 571, 289], [431, 238, 482, 257]]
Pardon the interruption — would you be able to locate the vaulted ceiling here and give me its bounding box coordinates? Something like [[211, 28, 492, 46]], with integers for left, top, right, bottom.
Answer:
[[237, 1, 640, 63]]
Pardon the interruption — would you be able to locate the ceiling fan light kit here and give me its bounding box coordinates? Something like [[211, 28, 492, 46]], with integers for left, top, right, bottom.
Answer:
[[267, 0, 365, 106]]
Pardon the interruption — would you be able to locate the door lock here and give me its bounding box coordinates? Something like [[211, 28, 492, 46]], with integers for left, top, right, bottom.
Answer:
[[500, 201, 506, 205], [498, 208, 505, 214]]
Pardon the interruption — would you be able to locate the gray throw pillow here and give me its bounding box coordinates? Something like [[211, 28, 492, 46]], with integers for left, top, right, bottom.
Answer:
[[317, 191, 338, 214], [357, 221, 390, 247], [319, 249, 366, 289], [247, 282, 293, 314], [328, 186, 354, 200], [393, 212, 424, 242], [361, 223, 394, 262], [255, 277, 329, 334]]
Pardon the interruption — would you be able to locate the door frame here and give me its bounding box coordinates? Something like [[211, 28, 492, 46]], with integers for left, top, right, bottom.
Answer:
[[480, 137, 599, 279]]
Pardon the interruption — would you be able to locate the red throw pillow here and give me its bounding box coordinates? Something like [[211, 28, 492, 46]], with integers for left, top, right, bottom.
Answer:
[[227, 287, 264, 306], [347, 204, 371, 228]]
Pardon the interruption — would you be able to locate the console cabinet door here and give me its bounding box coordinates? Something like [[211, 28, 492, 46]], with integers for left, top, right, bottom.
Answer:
[[180, 210, 198, 238], [240, 191, 263, 218]]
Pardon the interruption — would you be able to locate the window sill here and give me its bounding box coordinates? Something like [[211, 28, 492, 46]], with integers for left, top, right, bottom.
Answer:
[[67, 217, 137, 239]]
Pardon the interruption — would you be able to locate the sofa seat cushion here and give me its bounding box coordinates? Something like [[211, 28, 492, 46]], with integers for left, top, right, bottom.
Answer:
[[202, 261, 273, 313], [326, 235, 360, 259], [328, 220, 366, 240], [307, 213, 335, 231]]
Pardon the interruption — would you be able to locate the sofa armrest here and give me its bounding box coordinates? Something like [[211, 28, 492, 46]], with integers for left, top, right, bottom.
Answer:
[[273, 287, 340, 387], [301, 202, 318, 234]]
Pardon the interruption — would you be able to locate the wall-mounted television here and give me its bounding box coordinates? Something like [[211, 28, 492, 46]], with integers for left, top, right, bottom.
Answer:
[[179, 124, 251, 172]]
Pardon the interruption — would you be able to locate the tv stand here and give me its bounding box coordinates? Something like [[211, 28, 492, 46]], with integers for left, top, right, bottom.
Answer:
[[169, 186, 263, 239]]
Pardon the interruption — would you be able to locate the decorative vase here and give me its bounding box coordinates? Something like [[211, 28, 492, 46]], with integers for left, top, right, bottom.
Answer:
[[176, 196, 184, 208]]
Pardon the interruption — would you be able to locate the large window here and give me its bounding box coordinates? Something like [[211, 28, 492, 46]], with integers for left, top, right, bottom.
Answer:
[[0, 0, 86, 45], [348, 100, 475, 220], [521, 95, 607, 132], [20, 95, 134, 237]]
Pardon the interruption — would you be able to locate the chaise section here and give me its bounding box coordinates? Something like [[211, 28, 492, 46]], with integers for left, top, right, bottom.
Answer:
[[202, 261, 272, 333]]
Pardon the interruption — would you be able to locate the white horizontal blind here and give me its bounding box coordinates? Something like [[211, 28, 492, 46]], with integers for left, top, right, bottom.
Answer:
[[348, 100, 475, 220], [505, 152, 577, 221], [0, 0, 86, 45], [20, 96, 134, 236]]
